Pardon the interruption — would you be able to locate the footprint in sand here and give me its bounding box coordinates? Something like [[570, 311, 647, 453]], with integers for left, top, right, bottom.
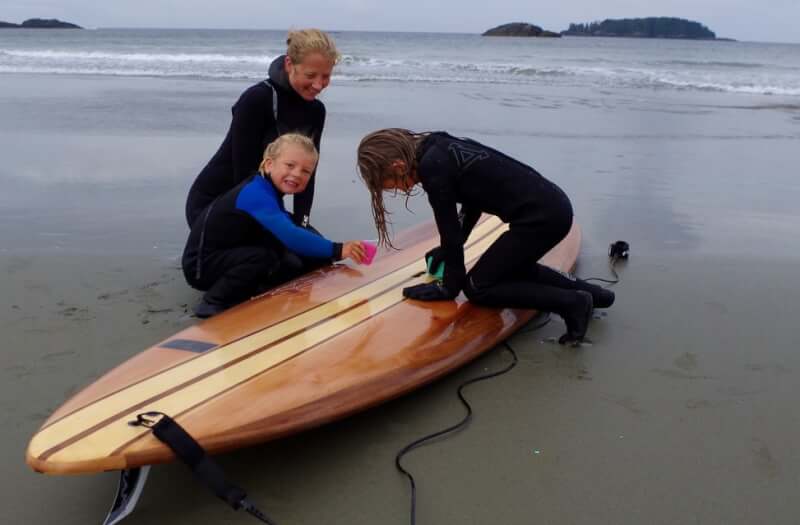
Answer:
[[41, 349, 77, 362], [97, 289, 130, 300], [745, 363, 791, 375], [651, 353, 712, 380], [752, 438, 780, 479], [674, 352, 698, 372], [57, 305, 93, 321], [6, 256, 33, 275], [599, 394, 645, 416]]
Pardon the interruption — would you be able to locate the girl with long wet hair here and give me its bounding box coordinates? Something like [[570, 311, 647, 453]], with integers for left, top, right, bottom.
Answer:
[[357, 128, 615, 343]]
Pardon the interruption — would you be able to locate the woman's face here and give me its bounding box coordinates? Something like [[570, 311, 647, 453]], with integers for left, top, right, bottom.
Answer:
[[285, 52, 334, 101]]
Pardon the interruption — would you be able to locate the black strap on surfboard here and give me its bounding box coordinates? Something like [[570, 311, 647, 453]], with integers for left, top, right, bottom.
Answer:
[[129, 412, 277, 525]]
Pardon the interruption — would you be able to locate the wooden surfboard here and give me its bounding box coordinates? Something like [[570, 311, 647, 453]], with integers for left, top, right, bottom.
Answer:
[[26, 215, 581, 475]]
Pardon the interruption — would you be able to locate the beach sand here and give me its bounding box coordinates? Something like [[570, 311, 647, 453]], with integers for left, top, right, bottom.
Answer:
[[3, 72, 800, 524]]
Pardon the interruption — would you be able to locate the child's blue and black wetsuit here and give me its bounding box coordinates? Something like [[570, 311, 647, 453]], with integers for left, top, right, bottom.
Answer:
[[185, 55, 326, 228], [182, 173, 342, 307], [407, 132, 613, 341]]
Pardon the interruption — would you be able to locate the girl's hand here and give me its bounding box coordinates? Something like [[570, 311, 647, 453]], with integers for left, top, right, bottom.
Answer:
[[342, 241, 367, 264], [403, 282, 457, 301]]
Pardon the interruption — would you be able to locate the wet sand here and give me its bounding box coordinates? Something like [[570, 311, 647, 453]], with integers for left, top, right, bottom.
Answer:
[[3, 72, 800, 524], [5, 253, 799, 524]]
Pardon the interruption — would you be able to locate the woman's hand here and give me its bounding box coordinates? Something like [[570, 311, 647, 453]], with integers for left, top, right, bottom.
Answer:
[[342, 241, 367, 264]]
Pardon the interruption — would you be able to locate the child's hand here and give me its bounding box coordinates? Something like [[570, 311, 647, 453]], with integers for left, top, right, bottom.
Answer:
[[361, 241, 377, 265], [342, 241, 367, 264]]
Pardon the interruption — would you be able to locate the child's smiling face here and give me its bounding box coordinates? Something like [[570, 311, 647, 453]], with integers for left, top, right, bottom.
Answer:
[[264, 143, 317, 194]]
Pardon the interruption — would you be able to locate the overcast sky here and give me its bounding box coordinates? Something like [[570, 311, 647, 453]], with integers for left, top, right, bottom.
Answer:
[[3, 0, 798, 43]]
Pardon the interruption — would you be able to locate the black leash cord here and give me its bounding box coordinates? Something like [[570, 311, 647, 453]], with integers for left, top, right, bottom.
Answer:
[[129, 412, 278, 525], [584, 255, 624, 285], [395, 314, 551, 525], [394, 243, 628, 523]]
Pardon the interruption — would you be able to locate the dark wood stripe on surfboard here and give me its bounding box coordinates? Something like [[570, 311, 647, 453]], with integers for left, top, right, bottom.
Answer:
[[109, 294, 414, 457], [158, 339, 218, 353], [41, 256, 436, 461], [35, 218, 505, 434], [37, 222, 510, 463]]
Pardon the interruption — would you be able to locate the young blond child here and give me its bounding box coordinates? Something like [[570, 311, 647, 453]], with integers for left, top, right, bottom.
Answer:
[[183, 133, 365, 318]]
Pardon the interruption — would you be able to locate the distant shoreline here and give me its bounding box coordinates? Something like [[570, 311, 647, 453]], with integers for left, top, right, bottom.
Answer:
[[4, 24, 800, 44], [563, 34, 736, 42], [485, 17, 731, 41], [0, 18, 82, 29], [562, 17, 719, 40]]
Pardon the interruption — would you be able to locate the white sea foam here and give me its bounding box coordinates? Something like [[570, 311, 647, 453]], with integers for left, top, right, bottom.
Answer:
[[1, 49, 276, 64], [0, 64, 254, 79], [2, 32, 798, 97]]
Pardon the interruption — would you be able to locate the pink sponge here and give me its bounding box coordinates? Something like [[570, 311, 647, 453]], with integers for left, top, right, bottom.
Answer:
[[361, 241, 377, 265]]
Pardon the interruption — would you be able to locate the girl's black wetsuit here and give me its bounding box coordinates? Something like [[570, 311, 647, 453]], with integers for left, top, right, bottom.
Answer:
[[185, 55, 326, 228], [182, 173, 342, 307], [408, 132, 577, 310]]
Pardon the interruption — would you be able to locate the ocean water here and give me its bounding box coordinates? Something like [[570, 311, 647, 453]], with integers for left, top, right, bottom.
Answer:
[[2, 28, 800, 96], [1, 29, 799, 260]]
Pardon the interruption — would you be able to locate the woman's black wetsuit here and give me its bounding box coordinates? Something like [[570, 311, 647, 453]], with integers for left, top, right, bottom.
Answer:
[[185, 55, 326, 228], [404, 133, 611, 341]]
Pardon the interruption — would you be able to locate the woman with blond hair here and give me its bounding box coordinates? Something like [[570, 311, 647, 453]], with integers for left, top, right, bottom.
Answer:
[[185, 28, 339, 230]]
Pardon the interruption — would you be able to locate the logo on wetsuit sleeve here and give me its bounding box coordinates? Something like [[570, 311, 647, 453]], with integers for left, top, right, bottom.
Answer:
[[448, 143, 489, 170]]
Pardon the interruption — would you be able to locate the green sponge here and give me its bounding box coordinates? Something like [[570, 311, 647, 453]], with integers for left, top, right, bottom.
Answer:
[[426, 256, 445, 280]]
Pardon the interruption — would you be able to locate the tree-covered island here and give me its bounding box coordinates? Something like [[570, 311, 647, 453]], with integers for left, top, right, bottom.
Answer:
[[482, 22, 561, 37], [0, 18, 83, 29], [562, 17, 716, 39]]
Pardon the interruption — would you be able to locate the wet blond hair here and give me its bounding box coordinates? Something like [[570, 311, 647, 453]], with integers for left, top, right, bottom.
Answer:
[[357, 128, 428, 248], [259, 133, 319, 173], [286, 29, 340, 65]]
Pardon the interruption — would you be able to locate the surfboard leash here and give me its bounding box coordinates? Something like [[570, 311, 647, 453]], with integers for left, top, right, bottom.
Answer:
[[129, 412, 278, 525], [394, 314, 552, 525], [585, 240, 630, 285]]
